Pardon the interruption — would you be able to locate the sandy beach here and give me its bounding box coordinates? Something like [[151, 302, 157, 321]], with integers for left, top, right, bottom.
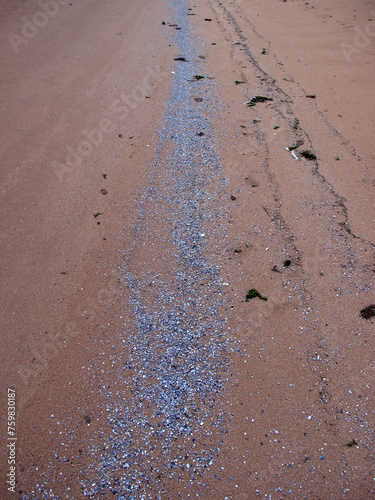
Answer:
[[1, 0, 374, 498]]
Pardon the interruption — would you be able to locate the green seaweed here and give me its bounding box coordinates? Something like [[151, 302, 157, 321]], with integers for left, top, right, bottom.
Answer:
[[235, 80, 246, 85], [273, 126, 280, 129], [102, 174, 107, 179], [193, 74, 205, 80], [93, 213, 102, 218], [301, 150, 317, 161], [245, 288, 268, 301], [246, 96, 273, 107]]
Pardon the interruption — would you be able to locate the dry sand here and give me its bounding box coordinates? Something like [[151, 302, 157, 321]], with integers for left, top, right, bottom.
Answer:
[[0, 0, 374, 498]]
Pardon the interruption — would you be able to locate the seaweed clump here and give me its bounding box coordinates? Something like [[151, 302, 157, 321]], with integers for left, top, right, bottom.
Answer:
[[360, 304, 375, 319], [246, 96, 273, 107], [245, 289, 268, 301], [301, 150, 317, 161]]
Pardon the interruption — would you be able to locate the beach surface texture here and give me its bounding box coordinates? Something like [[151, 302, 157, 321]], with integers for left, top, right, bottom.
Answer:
[[0, 0, 374, 498]]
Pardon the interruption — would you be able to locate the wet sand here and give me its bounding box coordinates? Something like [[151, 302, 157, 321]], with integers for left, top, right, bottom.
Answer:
[[1, 0, 374, 498]]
